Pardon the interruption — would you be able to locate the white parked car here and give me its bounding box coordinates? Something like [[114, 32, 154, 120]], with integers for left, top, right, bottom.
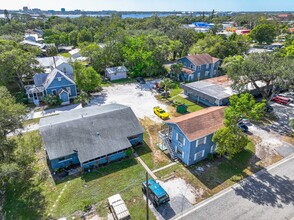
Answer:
[[108, 194, 131, 220]]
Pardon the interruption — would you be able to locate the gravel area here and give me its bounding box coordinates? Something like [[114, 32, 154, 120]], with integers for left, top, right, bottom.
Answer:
[[90, 80, 168, 123], [148, 178, 200, 220]]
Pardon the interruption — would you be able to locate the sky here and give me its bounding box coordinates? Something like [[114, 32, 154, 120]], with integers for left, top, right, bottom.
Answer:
[[1, 0, 294, 12]]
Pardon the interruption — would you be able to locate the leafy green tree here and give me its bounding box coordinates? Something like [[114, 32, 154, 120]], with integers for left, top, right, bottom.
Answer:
[[250, 24, 277, 44], [0, 86, 26, 189], [45, 45, 58, 68], [0, 41, 41, 90], [76, 90, 91, 107], [189, 34, 250, 59], [213, 93, 265, 158], [290, 119, 294, 129], [77, 29, 92, 44], [223, 53, 294, 102], [75, 66, 102, 92], [170, 63, 183, 79], [68, 30, 79, 46], [159, 78, 176, 98]]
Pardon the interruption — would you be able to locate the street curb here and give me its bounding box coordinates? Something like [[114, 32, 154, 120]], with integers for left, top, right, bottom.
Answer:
[[172, 153, 294, 220]]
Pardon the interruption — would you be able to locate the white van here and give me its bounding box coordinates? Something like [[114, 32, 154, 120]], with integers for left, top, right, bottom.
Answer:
[[108, 194, 131, 220]]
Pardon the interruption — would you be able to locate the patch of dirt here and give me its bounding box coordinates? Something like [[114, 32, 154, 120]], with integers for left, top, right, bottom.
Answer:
[[159, 178, 202, 204], [140, 118, 169, 166], [283, 135, 294, 145], [249, 124, 292, 166]]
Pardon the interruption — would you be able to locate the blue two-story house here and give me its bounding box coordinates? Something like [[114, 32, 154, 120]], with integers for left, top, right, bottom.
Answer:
[[158, 106, 225, 166], [25, 68, 77, 106], [39, 104, 144, 171], [175, 54, 221, 82]]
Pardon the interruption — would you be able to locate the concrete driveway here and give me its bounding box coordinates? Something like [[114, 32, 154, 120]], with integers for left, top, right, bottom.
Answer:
[[147, 178, 199, 220], [174, 154, 294, 220], [90, 80, 168, 122]]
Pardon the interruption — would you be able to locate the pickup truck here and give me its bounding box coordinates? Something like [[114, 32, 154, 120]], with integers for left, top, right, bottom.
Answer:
[[142, 179, 170, 207], [108, 194, 131, 220]]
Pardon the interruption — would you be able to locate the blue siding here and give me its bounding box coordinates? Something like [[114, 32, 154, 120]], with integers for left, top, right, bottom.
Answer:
[[177, 57, 220, 82], [46, 72, 77, 98], [188, 133, 216, 166], [81, 151, 127, 170], [50, 153, 80, 170], [128, 133, 143, 145], [167, 124, 217, 166]]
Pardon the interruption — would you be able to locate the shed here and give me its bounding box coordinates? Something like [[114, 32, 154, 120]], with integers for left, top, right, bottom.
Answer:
[[105, 66, 128, 81]]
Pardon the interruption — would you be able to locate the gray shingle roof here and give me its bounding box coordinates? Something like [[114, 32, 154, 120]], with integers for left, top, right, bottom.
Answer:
[[33, 73, 48, 87], [39, 104, 144, 163], [106, 66, 128, 74]]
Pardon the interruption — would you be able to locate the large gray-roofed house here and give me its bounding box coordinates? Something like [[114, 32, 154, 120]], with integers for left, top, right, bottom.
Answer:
[[40, 104, 144, 170], [181, 75, 267, 106]]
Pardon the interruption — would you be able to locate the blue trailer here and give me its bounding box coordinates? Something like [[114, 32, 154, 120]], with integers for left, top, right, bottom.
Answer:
[[142, 179, 170, 207]]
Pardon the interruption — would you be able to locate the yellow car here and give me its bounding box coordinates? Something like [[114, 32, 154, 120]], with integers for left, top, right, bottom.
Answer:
[[153, 106, 169, 120]]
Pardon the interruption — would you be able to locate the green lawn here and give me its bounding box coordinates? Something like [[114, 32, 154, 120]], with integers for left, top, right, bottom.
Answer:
[[3, 132, 156, 220], [169, 87, 183, 98], [172, 96, 203, 113], [58, 52, 71, 58]]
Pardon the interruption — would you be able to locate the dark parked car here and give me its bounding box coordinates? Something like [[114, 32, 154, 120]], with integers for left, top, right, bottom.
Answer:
[[238, 122, 248, 132], [265, 105, 273, 113], [136, 77, 146, 84]]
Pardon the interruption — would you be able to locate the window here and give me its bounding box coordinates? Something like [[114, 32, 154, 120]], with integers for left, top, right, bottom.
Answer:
[[194, 150, 205, 161], [190, 64, 194, 69], [57, 77, 62, 81], [176, 133, 185, 146], [205, 71, 209, 77], [196, 136, 207, 147], [210, 145, 215, 153], [67, 87, 71, 95], [213, 70, 217, 75], [206, 64, 209, 69], [52, 89, 57, 95], [177, 148, 183, 158], [197, 66, 201, 70]]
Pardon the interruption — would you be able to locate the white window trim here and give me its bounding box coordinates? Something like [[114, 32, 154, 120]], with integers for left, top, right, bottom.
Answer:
[[183, 138, 186, 146], [57, 77, 62, 81], [52, 89, 57, 95], [206, 64, 209, 69], [67, 87, 71, 95], [182, 152, 185, 159], [210, 145, 215, 153], [201, 150, 205, 157], [196, 140, 198, 147], [176, 133, 179, 140], [204, 136, 207, 144]]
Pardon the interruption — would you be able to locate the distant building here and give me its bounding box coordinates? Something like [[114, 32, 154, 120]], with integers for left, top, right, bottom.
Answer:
[[276, 13, 293, 21], [235, 29, 251, 35], [174, 54, 221, 82], [181, 75, 267, 106], [39, 104, 144, 171], [32, 8, 41, 13], [23, 6, 29, 12], [105, 66, 128, 81], [61, 8, 66, 13]]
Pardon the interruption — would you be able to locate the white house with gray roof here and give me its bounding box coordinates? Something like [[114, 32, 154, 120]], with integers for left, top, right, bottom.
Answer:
[[105, 66, 128, 81], [39, 104, 144, 171]]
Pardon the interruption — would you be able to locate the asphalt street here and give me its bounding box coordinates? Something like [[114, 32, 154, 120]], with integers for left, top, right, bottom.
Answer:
[[174, 154, 294, 220]]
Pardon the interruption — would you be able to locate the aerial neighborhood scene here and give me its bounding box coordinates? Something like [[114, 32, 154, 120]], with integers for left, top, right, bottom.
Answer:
[[1, 0, 294, 220]]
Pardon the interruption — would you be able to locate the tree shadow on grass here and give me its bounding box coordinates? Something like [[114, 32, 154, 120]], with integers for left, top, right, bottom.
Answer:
[[186, 147, 261, 191], [234, 170, 294, 208], [133, 141, 152, 157], [3, 170, 47, 220]]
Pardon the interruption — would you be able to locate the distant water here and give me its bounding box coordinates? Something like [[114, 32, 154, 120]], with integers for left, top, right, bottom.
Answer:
[[0, 12, 179, 19]]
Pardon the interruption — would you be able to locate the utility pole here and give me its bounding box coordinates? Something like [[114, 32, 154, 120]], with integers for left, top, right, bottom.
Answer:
[[146, 172, 149, 220]]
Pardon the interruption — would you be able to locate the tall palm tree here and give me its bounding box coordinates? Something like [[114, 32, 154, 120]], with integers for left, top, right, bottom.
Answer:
[[46, 45, 58, 68]]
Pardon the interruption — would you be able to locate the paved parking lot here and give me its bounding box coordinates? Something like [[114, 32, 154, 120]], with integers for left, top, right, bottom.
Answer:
[[267, 102, 294, 135], [90, 80, 168, 123]]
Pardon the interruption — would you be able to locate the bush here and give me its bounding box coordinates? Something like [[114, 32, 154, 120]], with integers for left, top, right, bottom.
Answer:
[[81, 199, 92, 211], [126, 148, 134, 157], [207, 153, 215, 161], [42, 94, 62, 106]]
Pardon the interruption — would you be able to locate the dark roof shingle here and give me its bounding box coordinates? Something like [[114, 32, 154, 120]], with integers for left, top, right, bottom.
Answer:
[[39, 104, 144, 163]]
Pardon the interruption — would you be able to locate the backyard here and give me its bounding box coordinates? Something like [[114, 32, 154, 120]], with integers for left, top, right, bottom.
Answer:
[[3, 131, 156, 220]]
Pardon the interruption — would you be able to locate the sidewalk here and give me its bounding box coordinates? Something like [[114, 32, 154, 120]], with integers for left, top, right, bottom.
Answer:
[[134, 152, 158, 180]]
